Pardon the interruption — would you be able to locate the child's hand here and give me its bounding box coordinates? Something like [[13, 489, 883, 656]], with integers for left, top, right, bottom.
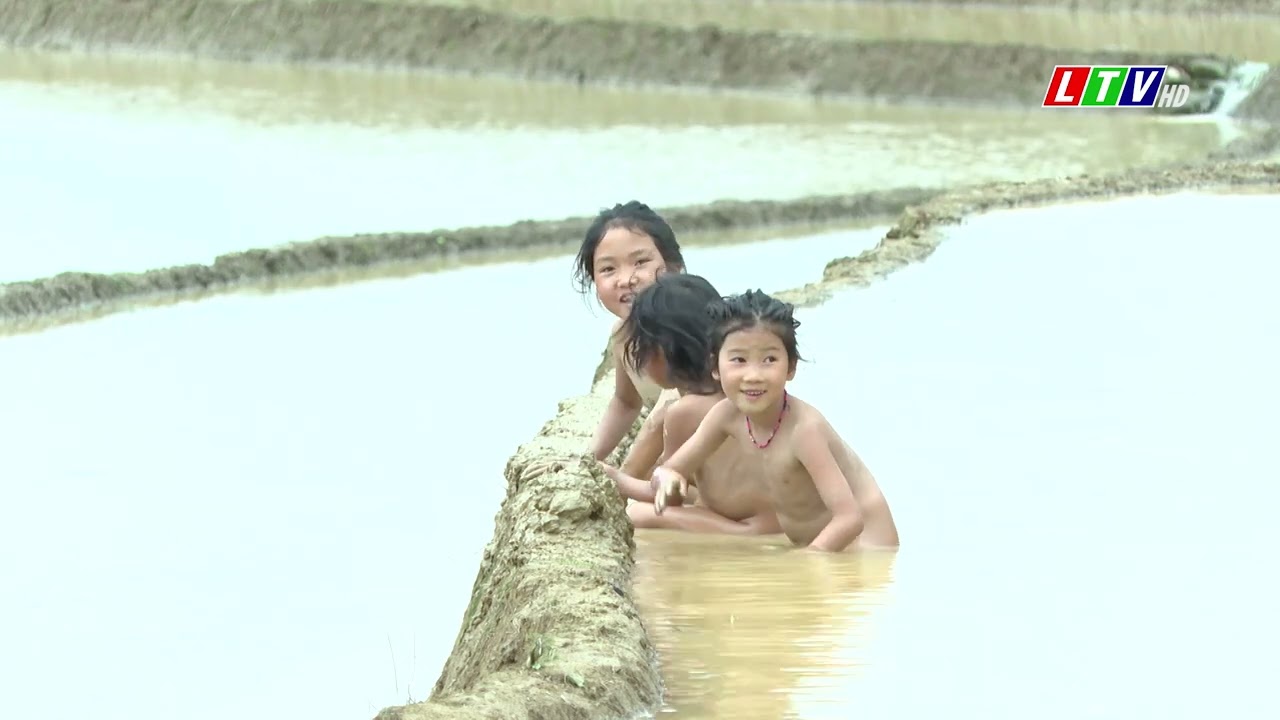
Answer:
[[599, 462, 623, 485], [652, 467, 688, 515]]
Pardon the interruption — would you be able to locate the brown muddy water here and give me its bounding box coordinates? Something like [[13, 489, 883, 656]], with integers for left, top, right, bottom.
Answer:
[[0, 38, 1275, 720], [0, 47, 1236, 281]]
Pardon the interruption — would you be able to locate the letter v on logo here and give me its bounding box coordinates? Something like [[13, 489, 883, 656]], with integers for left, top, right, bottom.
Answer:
[[1118, 66, 1168, 107]]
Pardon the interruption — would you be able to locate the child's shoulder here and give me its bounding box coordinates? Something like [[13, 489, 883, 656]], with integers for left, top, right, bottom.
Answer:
[[668, 393, 716, 418], [607, 317, 626, 349], [788, 394, 835, 433], [669, 394, 733, 423]]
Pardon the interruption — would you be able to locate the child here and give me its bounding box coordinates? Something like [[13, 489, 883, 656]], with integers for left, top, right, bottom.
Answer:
[[651, 290, 900, 552], [603, 274, 780, 536], [575, 201, 685, 476]]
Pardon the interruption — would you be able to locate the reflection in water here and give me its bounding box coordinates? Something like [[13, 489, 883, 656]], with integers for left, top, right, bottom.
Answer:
[[438, 0, 1280, 57], [634, 533, 895, 719]]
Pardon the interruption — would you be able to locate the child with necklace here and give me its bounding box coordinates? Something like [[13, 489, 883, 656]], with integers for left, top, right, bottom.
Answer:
[[650, 290, 900, 552], [602, 273, 781, 536]]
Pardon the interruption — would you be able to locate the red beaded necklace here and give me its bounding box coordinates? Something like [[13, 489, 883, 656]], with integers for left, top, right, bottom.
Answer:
[[746, 391, 789, 449]]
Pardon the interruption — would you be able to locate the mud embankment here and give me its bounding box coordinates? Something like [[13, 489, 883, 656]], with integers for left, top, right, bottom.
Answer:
[[777, 160, 1280, 308], [4, 146, 1277, 337], [0, 187, 938, 335], [0, 0, 1265, 116], [372, 378, 660, 720]]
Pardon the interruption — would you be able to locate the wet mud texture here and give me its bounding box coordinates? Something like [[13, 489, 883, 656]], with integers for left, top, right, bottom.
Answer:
[[0, 187, 937, 332], [372, 377, 659, 720], [779, 160, 1280, 308], [0, 0, 1246, 110]]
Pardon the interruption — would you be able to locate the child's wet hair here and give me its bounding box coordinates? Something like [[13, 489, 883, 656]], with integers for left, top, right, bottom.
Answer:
[[709, 290, 803, 366], [617, 273, 724, 394], [573, 201, 684, 293]]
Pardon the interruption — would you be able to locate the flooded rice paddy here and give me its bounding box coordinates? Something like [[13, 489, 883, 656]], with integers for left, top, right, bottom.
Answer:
[[1, 36, 1276, 720]]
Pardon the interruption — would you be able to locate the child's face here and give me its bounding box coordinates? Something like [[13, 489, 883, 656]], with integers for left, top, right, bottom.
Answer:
[[592, 227, 667, 318], [715, 325, 795, 414]]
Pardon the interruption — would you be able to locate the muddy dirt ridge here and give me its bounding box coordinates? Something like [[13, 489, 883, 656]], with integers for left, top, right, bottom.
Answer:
[[3, 140, 1277, 336], [1, 0, 1276, 121], [0, 187, 939, 334], [368, 379, 661, 720], [777, 160, 1280, 307]]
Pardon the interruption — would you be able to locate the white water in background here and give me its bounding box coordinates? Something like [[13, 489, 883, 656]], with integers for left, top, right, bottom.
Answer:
[[0, 226, 880, 720], [1217, 61, 1272, 118], [1161, 60, 1273, 145]]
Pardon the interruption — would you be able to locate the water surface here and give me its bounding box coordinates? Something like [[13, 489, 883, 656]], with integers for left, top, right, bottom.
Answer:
[[0, 47, 1226, 282], [637, 191, 1280, 719]]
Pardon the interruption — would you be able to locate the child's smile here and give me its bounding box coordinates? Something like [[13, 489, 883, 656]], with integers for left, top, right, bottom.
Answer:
[[717, 326, 795, 416], [592, 227, 666, 318]]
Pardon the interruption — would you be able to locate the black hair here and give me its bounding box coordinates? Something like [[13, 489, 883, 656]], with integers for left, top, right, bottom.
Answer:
[[709, 290, 803, 366], [616, 274, 724, 395], [573, 201, 685, 293]]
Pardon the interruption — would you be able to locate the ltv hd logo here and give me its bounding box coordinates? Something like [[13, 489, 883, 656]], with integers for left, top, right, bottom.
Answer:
[[1042, 65, 1190, 108]]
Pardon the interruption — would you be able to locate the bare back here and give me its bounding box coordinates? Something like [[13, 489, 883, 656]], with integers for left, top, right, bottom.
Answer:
[[717, 396, 899, 549]]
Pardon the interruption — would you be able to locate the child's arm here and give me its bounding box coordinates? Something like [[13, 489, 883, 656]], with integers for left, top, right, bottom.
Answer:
[[619, 390, 676, 480], [589, 353, 644, 461], [604, 395, 701, 502], [793, 422, 864, 552], [653, 398, 735, 514], [601, 464, 656, 502], [629, 503, 772, 535]]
